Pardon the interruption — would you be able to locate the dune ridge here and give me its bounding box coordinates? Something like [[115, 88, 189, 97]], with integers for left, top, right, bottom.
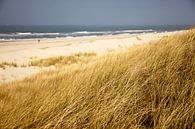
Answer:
[[0, 29, 195, 129]]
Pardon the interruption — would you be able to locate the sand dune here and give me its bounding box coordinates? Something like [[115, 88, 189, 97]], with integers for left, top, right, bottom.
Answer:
[[0, 31, 182, 83]]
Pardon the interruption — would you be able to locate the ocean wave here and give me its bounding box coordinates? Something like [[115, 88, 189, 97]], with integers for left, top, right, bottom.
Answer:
[[16, 32, 32, 35], [115, 29, 153, 33], [15, 32, 61, 36], [72, 31, 105, 35], [72, 29, 153, 35], [32, 33, 61, 36], [0, 29, 154, 40]]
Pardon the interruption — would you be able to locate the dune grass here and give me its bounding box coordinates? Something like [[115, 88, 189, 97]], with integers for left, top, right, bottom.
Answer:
[[0, 62, 17, 69], [0, 29, 195, 129], [30, 52, 96, 67]]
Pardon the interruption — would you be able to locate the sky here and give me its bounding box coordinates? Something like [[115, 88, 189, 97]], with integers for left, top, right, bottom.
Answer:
[[0, 0, 195, 26]]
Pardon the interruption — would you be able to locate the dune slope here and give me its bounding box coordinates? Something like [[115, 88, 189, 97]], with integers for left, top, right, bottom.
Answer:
[[0, 29, 195, 129]]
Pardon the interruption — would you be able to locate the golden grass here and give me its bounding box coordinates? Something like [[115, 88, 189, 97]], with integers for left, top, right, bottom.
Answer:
[[29, 52, 96, 67], [0, 62, 17, 69], [0, 29, 195, 129]]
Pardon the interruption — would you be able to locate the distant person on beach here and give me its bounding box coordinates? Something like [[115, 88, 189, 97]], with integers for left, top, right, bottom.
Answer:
[[38, 39, 40, 43]]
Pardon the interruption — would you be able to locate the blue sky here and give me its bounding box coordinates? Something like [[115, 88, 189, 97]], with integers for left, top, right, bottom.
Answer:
[[0, 0, 195, 25]]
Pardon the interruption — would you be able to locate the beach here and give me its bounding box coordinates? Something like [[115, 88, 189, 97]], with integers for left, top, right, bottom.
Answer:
[[0, 31, 183, 83]]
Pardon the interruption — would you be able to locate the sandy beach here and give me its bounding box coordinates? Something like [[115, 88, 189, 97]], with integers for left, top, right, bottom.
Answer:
[[0, 31, 182, 83]]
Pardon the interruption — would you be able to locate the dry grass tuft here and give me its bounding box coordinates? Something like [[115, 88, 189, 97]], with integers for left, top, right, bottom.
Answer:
[[0, 29, 195, 129], [29, 52, 96, 67], [0, 62, 18, 69], [136, 36, 142, 40]]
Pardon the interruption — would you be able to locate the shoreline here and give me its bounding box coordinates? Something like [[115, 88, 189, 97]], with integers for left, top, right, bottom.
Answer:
[[0, 27, 188, 42], [0, 30, 184, 84]]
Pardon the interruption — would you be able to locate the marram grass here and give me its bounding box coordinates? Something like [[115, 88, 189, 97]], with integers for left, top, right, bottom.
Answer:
[[30, 52, 96, 67], [0, 62, 18, 69], [0, 29, 195, 129]]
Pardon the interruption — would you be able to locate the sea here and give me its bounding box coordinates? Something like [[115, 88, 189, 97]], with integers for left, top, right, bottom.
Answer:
[[0, 25, 191, 40]]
